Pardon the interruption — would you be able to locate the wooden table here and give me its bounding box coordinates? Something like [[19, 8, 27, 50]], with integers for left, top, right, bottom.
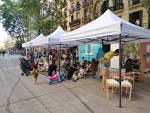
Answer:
[[106, 79, 132, 101]]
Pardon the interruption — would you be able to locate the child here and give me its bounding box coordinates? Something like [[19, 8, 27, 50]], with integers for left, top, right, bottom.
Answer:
[[32, 65, 39, 85], [48, 71, 59, 84]]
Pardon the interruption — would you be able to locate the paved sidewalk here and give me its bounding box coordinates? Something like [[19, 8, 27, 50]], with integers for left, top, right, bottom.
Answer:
[[8, 72, 150, 113], [1, 55, 150, 113]]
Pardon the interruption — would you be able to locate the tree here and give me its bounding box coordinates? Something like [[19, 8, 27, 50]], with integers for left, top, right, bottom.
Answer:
[[0, 0, 67, 41], [100, 0, 109, 14], [122, 42, 139, 64], [20, 0, 43, 34], [33, 0, 67, 35], [0, 0, 25, 39], [46, 0, 67, 30], [142, 0, 150, 29], [88, 0, 101, 20], [20, 0, 67, 35], [15, 38, 25, 50]]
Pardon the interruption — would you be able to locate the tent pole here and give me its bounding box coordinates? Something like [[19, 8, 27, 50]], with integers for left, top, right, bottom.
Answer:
[[26, 47, 28, 58], [119, 34, 122, 108], [59, 42, 61, 81]]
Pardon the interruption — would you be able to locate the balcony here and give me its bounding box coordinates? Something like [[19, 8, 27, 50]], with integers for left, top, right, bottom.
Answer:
[[109, 3, 124, 11], [63, 12, 67, 18], [69, 19, 81, 27], [82, 15, 91, 23], [132, 0, 141, 5], [82, 0, 91, 8], [74, 2, 81, 11], [68, 7, 74, 14]]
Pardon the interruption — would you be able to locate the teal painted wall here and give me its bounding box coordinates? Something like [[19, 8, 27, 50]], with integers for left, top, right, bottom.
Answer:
[[78, 44, 103, 62]]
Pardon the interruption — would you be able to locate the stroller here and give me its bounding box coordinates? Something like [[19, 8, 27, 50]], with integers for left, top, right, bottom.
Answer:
[[19, 57, 33, 76]]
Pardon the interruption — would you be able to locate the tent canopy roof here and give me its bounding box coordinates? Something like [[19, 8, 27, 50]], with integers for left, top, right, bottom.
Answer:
[[48, 26, 65, 40], [47, 26, 79, 47], [62, 9, 150, 44], [31, 33, 46, 47], [22, 33, 45, 47]]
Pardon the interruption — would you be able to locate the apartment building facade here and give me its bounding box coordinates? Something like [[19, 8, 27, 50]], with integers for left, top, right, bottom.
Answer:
[[66, 0, 149, 31]]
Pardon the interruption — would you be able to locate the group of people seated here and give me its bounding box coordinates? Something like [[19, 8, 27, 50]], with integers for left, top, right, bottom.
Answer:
[[64, 58, 99, 82], [44, 56, 99, 83]]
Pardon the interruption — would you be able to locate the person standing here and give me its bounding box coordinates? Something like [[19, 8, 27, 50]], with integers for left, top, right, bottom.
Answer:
[[32, 63, 39, 85], [2, 51, 5, 56], [101, 49, 119, 91]]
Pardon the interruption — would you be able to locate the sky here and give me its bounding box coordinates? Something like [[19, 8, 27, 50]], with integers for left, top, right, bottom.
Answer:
[[0, 0, 10, 47], [0, 23, 9, 47]]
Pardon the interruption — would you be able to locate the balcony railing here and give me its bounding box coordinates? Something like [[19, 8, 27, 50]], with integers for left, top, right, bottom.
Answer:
[[132, 0, 141, 5], [74, 2, 81, 11], [82, 0, 90, 8], [109, 3, 124, 11], [64, 12, 67, 17], [69, 19, 81, 27], [82, 15, 91, 23], [68, 7, 74, 13]]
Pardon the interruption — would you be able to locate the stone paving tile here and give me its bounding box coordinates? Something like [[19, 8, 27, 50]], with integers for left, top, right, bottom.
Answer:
[[21, 76, 66, 97], [9, 98, 50, 113], [0, 107, 8, 113], [61, 78, 97, 89], [38, 88, 91, 113], [70, 80, 150, 113], [9, 82, 34, 103]]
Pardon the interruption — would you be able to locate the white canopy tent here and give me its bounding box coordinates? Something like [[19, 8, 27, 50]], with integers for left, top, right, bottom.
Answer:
[[61, 9, 150, 107], [47, 26, 65, 46], [29, 26, 66, 47], [22, 41, 30, 48], [22, 33, 46, 48], [61, 9, 150, 44], [31, 33, 46, 47], [26, 26, 75, 48], [47, 26, 79, 48]]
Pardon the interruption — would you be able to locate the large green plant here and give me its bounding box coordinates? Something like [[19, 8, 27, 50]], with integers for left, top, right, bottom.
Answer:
[[122, 42, 139, 64]]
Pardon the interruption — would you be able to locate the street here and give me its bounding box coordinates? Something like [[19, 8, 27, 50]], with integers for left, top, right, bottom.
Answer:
[[0, 55, 150, 113]]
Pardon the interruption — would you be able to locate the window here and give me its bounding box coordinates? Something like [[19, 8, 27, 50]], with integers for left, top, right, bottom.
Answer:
[[84, 9, 87, 17], [101, 0, 109, 14], [129, 10, 143, 26], [84, 9, 89, 17], [71, 15, 74, 21], [76, 13, 80, 19], [113, 0, 123, 5]]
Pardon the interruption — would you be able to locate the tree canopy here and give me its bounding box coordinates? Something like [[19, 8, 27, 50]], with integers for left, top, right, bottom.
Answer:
[[0, 0, 67, 40]]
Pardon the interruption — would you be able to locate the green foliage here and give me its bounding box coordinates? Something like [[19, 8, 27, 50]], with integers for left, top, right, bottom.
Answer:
[[15, 39, 25, 50], [0, 0, 25, 37], [122, 42, 139, 63], [0, 0, 67, 40], [89, 0, 100, 20]]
